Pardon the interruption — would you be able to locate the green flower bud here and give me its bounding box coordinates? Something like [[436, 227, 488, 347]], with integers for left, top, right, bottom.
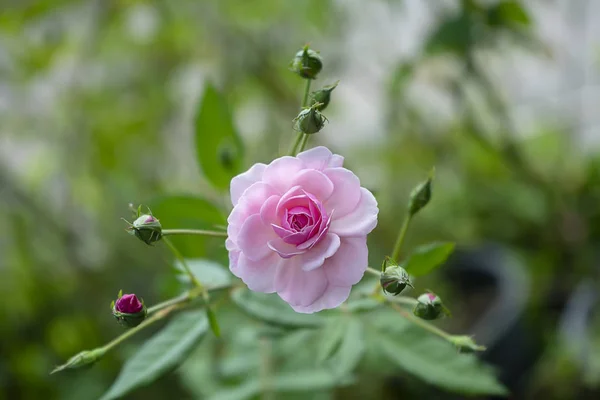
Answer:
[[290, 45, 323, 79], [310, 81, 339, 111], [449, 335, 486, 353], [112, 291, 147, 328], [123, 206, 162, 245], [408, 169, 434, 217], [380, 264, 412, 296], [294, 104, 327, 134], [413, 292, 449, 320], [50, 348, 106, 374]]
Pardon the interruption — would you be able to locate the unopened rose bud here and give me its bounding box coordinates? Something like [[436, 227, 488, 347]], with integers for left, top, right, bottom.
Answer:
[[380, 264, 412, 296], [112, 291, 147, 328], [123, 208, 162, 245], [310, 81, 339, 111], [294, 104, 326, 135], [413, 292, 449, 320], [449, 335, 486, 353], [50, 348, 106, 374], [290, 45, 323, 79], [408, 170, 434, 217]]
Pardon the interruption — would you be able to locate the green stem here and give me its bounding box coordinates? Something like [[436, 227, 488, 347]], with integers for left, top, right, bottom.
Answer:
[[147, 291, 194, 314], [288, 79, 312, 156], [390, 214, 412, 264], [162, 236, 202, 288], [297, 132, 310, 154], [366, 267, 382, 277], [102, 303, 183, 353], [162, 229, 227, 238], [388, 302, 451, 341]]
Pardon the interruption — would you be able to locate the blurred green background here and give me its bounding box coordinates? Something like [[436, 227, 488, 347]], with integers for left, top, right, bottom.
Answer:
[[2, 0, 600, 399]]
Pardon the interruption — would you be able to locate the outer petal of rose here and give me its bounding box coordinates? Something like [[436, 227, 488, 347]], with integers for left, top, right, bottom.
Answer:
[[299, 233, 340, 271], [231, 252, 279, 293], [237, 214, 277, 261], [323, 167, 361, 218], [230, 163, 267, 206], [330, 188, 379, 237], [228, 183, 279, 242], [275, 260, 328, 307], [297, 146, 333, 170], [289, 284, 351, 314], [323, 237, 368, 286], [329, 154, 344, 168], [291, 169, 334, 202], [267, 237, 306, 258], [263, 156, 305, 194]]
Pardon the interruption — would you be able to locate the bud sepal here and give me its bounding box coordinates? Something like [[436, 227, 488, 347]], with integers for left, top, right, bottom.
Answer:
[[413, 292, 450, 320], [380, 257, 413, 295], [50, 348, 106, 374], [294, 103, 327, 135], [310, 81, 339, 111], [408, 169, 434, 217], [290, 45, 323, 79], [112, 291, 148, 328], [122, 205, 162, 245]]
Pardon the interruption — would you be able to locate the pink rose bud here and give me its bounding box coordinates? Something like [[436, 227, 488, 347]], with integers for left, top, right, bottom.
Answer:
[[123, 205, 162, 245], [413, 292, 450, 320], [112, 291, 147, 327], [226, 146, 379, 313]]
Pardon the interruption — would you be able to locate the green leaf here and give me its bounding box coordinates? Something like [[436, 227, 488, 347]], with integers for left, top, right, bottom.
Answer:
[[174, 259, 231, 287], [208, 381, 260, 400], [325, 318, 365, 378], [206, 307, 221, 337], [273, 370, 345, 391], [100, 310, 209, 400], [490, 1, 530, 26], [370, 311, 507, 396], [194, 83, 244, 190], [403, 242, 455, 277], [316, 319, 347, 364], [231, 288, 324, 328]]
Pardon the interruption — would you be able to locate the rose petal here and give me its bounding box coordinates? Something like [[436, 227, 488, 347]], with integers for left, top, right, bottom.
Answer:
[[324, 168, 362, 218], [263, 156, 304, 194], [267, 237, 306, 258], [300, 233, 340, 271], [230, 163, 267, 206], [329, 154, 344, 168], [237, 214, 276, 261], [260, 195, 280, 226], [231, 252, 279, 293], [330, 188, 378, 237], [297, 146, 333, 170], [291, 169, 334, 201], [289, 285, 351, 314], [275, 259, 328, 307], [323, 237, 368, 286]]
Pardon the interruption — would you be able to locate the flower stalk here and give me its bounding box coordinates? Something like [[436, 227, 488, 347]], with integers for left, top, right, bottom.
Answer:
[[289, 79, 313, 156], [161, 229, 227, 238]]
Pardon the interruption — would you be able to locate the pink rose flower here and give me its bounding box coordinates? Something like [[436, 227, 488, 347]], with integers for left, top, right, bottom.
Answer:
[[226, 146, 378, 313]]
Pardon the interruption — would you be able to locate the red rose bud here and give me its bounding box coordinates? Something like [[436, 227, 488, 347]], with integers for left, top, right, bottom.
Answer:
[[123, 209, 162, 245], [413, 292, 450, 320], [290, 45, 323, 79], [112, 292, 147, 328]]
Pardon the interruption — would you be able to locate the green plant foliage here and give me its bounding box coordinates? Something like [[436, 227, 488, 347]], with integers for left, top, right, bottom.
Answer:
[[174, 259, 232, 287], [100, 310, 209, 400], [194, 84, 244, 190], [231, 288, 324, 327], [367, 310, 507, 396], [403, 242, 456, 277]]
